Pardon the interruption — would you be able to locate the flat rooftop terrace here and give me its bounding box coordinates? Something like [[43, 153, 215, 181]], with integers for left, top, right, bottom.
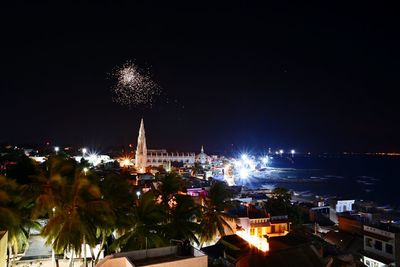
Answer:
[[112, 245, 206, 267]]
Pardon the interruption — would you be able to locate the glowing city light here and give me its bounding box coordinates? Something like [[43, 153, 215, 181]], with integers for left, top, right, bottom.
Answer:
[[261, 156, 269, 164], [82, 148, 87, 154], [291, 149, 295, 156], [83, 167, 88, 175], [239, 168, 249, 179], [236, 230, 269, 252], [241, 154, 248, 161], [279, 149, 284, 155], [54, 146, 59, 153], [119, 157, 133, 167]]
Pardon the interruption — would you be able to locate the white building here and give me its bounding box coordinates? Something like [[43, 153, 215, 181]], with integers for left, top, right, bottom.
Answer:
[[96, 245, 207, 267], [330, 199, 355, 223], [147, 149, 196, 166], [133, 119, 207, 172], [334, 200, 355, 213], [361, 224, 400, 267], [195, 145, 211, 165]]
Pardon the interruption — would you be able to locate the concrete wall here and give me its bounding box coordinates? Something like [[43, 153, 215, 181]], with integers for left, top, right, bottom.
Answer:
[[146, 256, 207, 267], [97, 257, 133, 267], [0, 231, 7, 267]]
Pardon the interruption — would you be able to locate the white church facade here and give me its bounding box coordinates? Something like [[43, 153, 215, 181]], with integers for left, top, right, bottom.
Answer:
[[134, 119, 207, 172]]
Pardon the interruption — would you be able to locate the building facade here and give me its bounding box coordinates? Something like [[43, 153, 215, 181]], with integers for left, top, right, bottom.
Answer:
[[361, 224, 400, 267], [134, 119, 204, 172], [0, 231, 7, 267]]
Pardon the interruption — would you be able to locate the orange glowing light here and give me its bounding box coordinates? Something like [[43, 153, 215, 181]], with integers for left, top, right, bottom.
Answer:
[[236, 230, 269, 252], [119, 157, 132, 167]]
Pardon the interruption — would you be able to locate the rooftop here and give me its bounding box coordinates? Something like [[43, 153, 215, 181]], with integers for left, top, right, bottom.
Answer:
[[267, 233, 310, 251], [229, 206, 269, 219], [365, 223, 400, 234], [100, 245, 207, 267]]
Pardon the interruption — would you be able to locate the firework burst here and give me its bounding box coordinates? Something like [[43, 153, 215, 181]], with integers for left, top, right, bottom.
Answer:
[[111, 61, 161, 108]]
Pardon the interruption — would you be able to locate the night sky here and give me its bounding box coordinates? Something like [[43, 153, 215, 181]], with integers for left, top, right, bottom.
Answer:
[[1, 2, 399, 153]]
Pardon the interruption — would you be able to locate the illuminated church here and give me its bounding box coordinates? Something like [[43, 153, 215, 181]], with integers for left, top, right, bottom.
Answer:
[[135, 119, 207, 173]]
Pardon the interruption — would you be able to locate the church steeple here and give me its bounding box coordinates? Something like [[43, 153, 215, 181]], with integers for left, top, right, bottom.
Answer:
[[135, 118, 147, 173]]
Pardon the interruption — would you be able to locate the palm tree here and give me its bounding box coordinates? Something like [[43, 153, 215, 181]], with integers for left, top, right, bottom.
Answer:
[[159, 172, 183, 208], [0, 176, 21, 266], [41, 166, 114, 267], [112, 191, 167, 251], [198, 181, 235, 247], [28, 156, 74, 219], [23, 155, 75, 266], [164, 194, 201, 245], [0, 176, 39, 267], [94, 173, 134, 263]]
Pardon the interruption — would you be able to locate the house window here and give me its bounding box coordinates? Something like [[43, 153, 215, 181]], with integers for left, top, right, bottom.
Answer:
[[365, 259, 370, 266], [250, 228, 255, 236], [386, 244, 393, 254], [365, 238, 373, 247], [374, 240, 382, 251]]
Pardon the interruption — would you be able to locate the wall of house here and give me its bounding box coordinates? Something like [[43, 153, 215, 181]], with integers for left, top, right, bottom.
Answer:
[[0, 231, 7, 267], [364, 235, 395, 261], [147, 256, 208, 267], [338, 216, 362, 234], [97, 257, 133, 267], [363, 255, 388, 267]]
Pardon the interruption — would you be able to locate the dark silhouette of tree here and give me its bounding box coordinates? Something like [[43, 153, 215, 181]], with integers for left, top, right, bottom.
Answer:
[[199, 181, 235, 247]]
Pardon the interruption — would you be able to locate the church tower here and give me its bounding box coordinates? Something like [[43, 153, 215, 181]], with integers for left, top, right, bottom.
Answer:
[[135, 118, 147, 173], [198, 145, 207, 165]]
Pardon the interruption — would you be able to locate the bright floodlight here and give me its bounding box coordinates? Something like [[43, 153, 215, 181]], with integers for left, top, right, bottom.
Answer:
[[262, 156, 269, 164], [54, 146, 60, 152], [82, 148, 87, 154], [241, 154, 248, 161], [291, 149, 295, 154], [136, 191, 141, 197]]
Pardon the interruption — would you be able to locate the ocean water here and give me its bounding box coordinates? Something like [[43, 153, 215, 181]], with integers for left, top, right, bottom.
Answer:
[[245, 155, 400, 207]]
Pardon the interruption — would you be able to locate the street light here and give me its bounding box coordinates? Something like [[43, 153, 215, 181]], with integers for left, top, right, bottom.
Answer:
[[54, 146, 59, 154], [291, 149, 295, 157], [279, 149, 284, 156], [83, 167, 88, 176], [136, 191, 141, 199]]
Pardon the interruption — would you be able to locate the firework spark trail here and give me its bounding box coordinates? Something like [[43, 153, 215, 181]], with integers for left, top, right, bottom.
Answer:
[[111, 62, 161, 108]]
